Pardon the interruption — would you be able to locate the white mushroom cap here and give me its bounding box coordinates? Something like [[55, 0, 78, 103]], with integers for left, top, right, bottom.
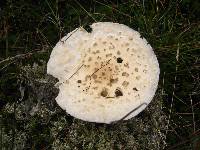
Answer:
[[47, 22, 160, 124]]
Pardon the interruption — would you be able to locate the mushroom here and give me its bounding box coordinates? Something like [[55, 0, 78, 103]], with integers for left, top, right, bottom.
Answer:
[[47, 22, 160, 124]]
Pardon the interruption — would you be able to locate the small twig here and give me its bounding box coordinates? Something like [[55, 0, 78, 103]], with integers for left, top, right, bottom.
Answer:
[[0, 51, 46, 72], [90, 59, 111, 77], [106, 96, 115, 99], [60, 20, 94, 43], [161, 71, 165, 95], [67, 64, 84, 81], [181, 120, 200, 128], [166, 43, 180, 135], [0, 60, 16, 71], [0, 121, 2, 150], [0, 53, 31, 65], [176, 113, 197, 115], [60, 28, 80, 43], [74, 0, 97, 22], [0, 50, 45, 65], [190, 95, 196, 133], [111, 103, 147, 124], [167, 130, 200, 150], [56, 63, 84, 87], [95, 0, 133, 19]]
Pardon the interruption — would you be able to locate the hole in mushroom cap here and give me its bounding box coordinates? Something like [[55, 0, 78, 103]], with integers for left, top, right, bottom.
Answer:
[[77, 80, 82, 83], [115, 88, 123, 97], [100, 88, 108, 97], [133, 87, 138, 91], [84, 25, 92, 33], [117, 57, 123, 63]]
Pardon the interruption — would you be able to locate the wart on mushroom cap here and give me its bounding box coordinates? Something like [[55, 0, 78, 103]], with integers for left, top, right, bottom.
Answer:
[[47, 22, 160, 124]]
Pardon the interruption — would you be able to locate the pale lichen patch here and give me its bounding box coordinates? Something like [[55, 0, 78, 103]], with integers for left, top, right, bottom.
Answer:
[[115, 88, 123, 97], [100, 88, 108, 97]]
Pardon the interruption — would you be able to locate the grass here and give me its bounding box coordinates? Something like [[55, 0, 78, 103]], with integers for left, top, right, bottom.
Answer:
[[0, 0, 199, 149]]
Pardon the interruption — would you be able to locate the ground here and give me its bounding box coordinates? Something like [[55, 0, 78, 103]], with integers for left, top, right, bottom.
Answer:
[[0, 0, 199, 149]]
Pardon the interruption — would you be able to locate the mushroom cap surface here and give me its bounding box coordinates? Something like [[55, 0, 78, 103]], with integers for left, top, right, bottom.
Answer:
[[47, 22, 160, 124]]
